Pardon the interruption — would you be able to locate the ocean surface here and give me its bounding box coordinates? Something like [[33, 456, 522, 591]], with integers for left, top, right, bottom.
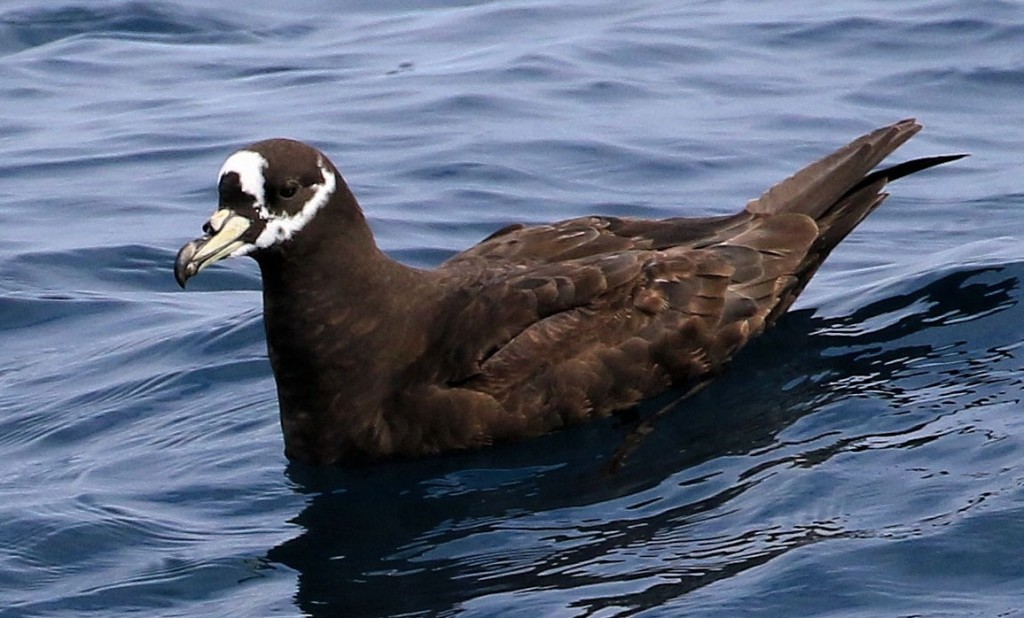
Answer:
[[1, 1, 1022, 616]]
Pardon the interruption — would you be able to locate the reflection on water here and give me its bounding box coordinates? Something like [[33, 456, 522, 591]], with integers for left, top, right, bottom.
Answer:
[[268, 265, 1021, 616]]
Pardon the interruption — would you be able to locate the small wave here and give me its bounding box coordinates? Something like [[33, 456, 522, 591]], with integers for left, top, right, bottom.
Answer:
[[0, 2, 318, 56], [1, 244, 260, 297], [0, 3, 232, 54]]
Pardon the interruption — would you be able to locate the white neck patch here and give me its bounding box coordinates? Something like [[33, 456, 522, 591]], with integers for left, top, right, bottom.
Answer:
[[219, 150, 268, 208], [254, 156, 337, 249]]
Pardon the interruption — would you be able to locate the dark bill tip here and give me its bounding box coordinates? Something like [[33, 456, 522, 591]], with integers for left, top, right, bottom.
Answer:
[[174, 239, 202, 288]]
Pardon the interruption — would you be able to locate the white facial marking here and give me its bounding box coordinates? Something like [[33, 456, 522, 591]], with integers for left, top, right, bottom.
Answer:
[[219, 150, 268, 208], [254, 156, 337, 249]]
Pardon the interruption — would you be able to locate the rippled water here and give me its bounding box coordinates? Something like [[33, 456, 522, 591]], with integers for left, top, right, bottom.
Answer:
[[2, 1, 1023, 616]]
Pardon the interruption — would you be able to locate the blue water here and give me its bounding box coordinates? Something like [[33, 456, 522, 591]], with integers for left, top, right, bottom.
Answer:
[[1, 0, 1022, 616]]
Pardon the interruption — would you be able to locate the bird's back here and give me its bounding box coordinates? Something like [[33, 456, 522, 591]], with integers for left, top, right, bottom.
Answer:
[[427, 119, 963, 437]]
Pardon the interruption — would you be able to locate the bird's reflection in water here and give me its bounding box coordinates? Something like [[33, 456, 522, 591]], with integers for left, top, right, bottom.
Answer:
[[268, 265, 1020, 618]]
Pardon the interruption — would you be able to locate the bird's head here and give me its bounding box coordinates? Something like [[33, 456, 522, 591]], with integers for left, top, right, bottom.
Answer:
[[174, 139, 343, 287]]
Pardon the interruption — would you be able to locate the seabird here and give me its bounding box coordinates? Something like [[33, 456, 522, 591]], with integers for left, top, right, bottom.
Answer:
[[174, 119, 963, 465]]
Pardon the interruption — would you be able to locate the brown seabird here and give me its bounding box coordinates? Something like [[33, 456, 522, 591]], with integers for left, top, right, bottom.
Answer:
[[174, 119, 963, 465]]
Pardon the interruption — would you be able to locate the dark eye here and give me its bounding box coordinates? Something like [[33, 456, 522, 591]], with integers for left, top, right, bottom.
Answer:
[[278, 180, 299, 199]]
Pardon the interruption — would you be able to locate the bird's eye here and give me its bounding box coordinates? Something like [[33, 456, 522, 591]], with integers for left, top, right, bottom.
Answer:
[[278, 180, 299, 199]]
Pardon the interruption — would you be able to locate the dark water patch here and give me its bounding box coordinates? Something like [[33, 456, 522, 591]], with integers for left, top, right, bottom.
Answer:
[[229, 65, 354, 90], [0, 143, 226, 185], [399, 159, 539, 185], [0, 2, 253, 55], [554, 77, 654, 105], [421, 91, 550, 121], [737, 14, 1020, 60], [1, 245, 260, 295], [754, 16, 902, 47], [500, 51, 579, 83], [433, 2, 611, 45], [0, 292, 126, 331], [850, 65, 1024, 113], [580, 39, 718, 71], [907, 16, 1010, 38], [825, 266, 1017, 335]]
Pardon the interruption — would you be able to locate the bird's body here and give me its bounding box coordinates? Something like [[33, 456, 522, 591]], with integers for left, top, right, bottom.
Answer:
[[175, 119, 963, 465]]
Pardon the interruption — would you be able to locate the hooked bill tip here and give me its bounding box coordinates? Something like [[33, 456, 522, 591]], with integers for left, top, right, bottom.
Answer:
[[174, 240, 201, 288]]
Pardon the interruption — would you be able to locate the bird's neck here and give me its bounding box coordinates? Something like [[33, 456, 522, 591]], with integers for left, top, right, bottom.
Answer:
[[254, 213, 437, 464]]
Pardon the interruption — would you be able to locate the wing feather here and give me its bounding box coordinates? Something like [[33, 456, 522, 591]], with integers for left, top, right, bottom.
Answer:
[[419, 119, 962, 437]]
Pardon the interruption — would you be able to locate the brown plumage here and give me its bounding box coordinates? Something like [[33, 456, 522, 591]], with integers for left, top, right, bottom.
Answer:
[[174, 119, 964, 465]]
